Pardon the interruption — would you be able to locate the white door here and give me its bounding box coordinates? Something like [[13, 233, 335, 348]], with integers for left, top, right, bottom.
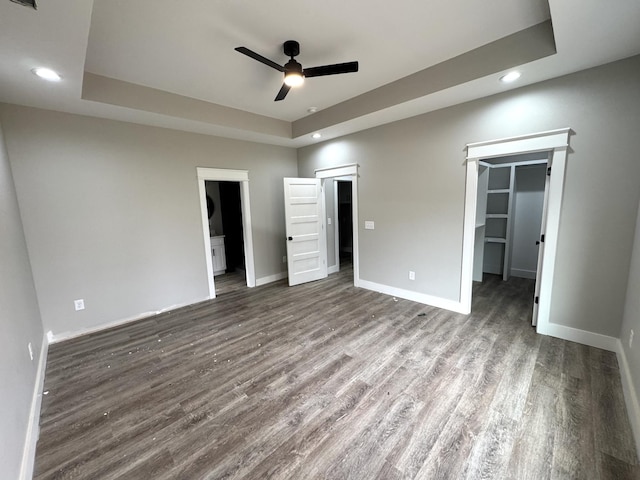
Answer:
[[284, 178, 328, 286], [532, 165, 551, 326]]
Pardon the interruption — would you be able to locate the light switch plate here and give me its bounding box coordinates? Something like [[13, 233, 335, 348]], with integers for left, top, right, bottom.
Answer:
[[365, 221, 375, 230]]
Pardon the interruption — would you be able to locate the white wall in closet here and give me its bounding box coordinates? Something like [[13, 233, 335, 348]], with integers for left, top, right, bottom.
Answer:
[[511, 164, 546, 279]]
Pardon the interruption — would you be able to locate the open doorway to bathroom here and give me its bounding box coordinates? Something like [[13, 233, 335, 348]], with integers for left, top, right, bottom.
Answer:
[[205, 180, 247, 295], [197, 167, 255, 299]]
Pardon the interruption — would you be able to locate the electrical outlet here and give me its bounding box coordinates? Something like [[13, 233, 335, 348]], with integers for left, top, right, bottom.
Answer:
[[28, 342, 34, 361], [630, 329, 634, 349], [74, 299, 85, 311], [409, 271, 416, 281], [282, 256, 287, 263], [365, 221, 375, 230], [328, 217, 332, 225]]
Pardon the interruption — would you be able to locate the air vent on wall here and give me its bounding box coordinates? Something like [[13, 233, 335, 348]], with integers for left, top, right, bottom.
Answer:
[[10, 0, 37, 10]]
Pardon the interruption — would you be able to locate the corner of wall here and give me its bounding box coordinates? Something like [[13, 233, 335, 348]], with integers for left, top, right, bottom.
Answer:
[[536, 322, 618, 352], [616, 339, 640, 460], [19, 332, 49, 480]]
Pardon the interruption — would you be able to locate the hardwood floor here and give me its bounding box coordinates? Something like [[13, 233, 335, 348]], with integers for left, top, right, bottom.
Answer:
[[34, 271, 639, 479], [213, 270, 247, 296]]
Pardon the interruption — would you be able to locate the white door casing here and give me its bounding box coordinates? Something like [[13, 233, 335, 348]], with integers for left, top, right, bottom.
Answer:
[[326, 177, 353, 275], [462, 128, 571, 336], [532, 159, 552, 326], [315, 164, 360, 287], [284, 177, 328, 286], [197, 168, 256, 298]]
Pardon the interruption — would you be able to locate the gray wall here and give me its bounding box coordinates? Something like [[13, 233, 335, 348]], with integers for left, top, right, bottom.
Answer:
[[1, 105, 297, 336], [0, 119, 44, 478], [621, 198, 640, 415], [298, 55, 640, 337]]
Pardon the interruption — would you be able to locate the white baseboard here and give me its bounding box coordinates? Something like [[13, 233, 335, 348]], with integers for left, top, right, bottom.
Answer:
[[48, 297, 209, 344], [510, 268, 537, 279], [20, 333, 49, 480], [255, 272, 287, 287], [357, 279, 467, 314], [536, 322, 618, 351], [616, 340, 640, 459], [328, 264, 339, 275]]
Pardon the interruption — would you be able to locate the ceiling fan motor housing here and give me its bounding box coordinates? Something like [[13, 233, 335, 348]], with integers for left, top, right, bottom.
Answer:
[[284, 59, 303, 76], [283, 40, 300, 58]]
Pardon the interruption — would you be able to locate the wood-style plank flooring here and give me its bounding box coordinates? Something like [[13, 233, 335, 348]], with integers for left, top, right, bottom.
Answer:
[[213, 270, 247, 296], [34, 270, 639, 479]]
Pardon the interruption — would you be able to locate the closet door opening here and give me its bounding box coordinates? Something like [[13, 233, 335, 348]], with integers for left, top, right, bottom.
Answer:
[[463, 128, 571, 333], [473, 152, 549, 324]]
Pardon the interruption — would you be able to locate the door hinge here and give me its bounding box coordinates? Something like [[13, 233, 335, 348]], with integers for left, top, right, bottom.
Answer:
[[540, 234, 545, 243], [535, 296, 539, 304], [547, 166, 552, 176]]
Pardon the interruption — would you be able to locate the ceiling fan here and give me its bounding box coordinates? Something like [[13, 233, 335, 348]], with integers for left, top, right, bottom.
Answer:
[[235, 40, 359, 101]]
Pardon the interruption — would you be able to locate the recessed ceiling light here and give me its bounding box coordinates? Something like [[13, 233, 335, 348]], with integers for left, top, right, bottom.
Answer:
[[307, 107, 318, 114], [499, 71, 521, 83], [312, 133, 322, 139], [32, 67, 62, 82]]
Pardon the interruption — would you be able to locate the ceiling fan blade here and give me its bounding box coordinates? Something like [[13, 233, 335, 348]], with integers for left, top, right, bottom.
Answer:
[[303, 61, 359, 78], [274, 83, 291, 101], [235, 47, 284, 72]]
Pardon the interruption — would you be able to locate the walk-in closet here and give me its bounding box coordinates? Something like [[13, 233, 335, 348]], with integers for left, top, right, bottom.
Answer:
[[473, 152, 549, 283]]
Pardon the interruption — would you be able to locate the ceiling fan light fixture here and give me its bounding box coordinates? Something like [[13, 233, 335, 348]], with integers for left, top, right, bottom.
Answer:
[[284, 59, 304, 87], [284, 72, 304, 87]]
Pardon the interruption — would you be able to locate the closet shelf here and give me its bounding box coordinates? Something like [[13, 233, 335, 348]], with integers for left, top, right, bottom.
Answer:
[[475, 222, 485, 228], [486, 213, 508, 218], [485, 237, 506, 244], [488, 189, 510, 194]]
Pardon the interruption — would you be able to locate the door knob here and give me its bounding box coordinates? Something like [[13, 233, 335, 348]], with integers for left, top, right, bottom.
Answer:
[[288, 236, 293, 241]]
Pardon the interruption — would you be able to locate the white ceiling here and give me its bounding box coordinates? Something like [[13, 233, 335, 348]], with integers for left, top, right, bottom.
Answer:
[[0, 0, 639, 147]]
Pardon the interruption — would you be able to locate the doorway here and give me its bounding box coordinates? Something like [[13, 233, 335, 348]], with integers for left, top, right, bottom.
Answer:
[[462, 128, 571, 336], [337, 180, 354, 269], [473, 152, 549, 324], [316, 164, 359, 286], [205, 180, 246, 295], [283, 164, 360, 288], [325, 177, 354, 275], [197, 168, 256, 299]]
